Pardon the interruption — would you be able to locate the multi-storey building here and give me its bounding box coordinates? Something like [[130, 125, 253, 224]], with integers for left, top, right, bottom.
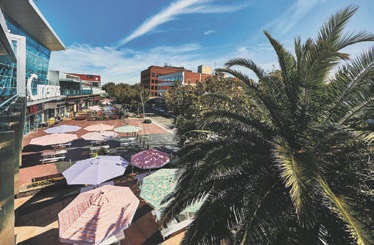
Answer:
[[140, 66, 187, 97], [157, 66, 212, 96], [0, 0, 64, 242], [68, 73, 101, 87]]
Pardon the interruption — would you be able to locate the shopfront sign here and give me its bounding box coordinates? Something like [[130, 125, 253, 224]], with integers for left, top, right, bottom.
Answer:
[[27, 74, 61, 101]]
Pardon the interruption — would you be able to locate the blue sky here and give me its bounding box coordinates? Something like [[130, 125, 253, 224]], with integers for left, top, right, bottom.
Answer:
[[35, 0, 374, 84]]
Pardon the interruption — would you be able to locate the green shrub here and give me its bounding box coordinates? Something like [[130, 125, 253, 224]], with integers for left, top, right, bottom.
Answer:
[[143, 118, 152, 124]]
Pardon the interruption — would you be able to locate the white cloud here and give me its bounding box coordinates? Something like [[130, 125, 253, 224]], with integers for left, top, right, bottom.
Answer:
[[116, 0, 247, 47], [267, 0, 327, 34], [204, 30, 216, 35]]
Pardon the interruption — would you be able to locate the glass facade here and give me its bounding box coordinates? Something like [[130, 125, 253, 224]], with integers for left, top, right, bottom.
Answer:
[[0, 16, 51, 98], [0, 16, 52, 134], [0, 41, 17, 97]]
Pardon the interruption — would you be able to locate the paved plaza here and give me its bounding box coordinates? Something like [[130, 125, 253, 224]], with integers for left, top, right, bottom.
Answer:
[[16, 116, 181, 245]]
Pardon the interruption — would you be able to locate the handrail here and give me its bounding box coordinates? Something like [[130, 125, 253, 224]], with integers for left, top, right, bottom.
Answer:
[[0, 94, 18, 115]]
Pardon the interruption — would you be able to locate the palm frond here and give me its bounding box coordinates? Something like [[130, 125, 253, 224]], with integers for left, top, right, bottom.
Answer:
[[319, 178, 371, 245], [317, 5, 358, 48], [224, 58, 267, 80], [323, 48, 374, 124], [215, 67, 258, 88], [264, 31, 298, 109], [274, 138, 319, 228]]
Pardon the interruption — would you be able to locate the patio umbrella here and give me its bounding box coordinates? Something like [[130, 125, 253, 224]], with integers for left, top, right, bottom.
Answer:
[[44, 125, 81, 134], [89, 105, 102, 111], [140, 169, 202, 212], [81, 131, 119, 141], [30, 133, 78, 146], [131, 148, 169, 169], [62, 155, 129, 185], [114, 125, 142, 133], [58, 185, 139, 244], [84, 123, 114, 132]]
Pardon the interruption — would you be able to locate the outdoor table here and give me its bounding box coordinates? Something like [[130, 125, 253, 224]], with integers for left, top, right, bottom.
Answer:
[[41, 149, 67, 158], [40, 150, 67, 163]]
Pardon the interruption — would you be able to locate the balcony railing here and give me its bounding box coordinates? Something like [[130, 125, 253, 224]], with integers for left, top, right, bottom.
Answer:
[[62, 89, 93, 96]]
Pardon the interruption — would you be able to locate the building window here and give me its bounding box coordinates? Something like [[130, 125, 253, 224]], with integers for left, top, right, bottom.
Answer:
[[152, 73, 155, 77]]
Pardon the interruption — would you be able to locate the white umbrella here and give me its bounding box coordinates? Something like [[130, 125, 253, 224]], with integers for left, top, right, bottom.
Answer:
[[44, 125, 81, 134], [114, 125, 142, 133], [81, 131, 118, 141], [30, 133, 78, 146], [62, 155, 129, 185], [58, 185, 139, 244], [89, 105, 102, 111], [84, 123, 114, 132]]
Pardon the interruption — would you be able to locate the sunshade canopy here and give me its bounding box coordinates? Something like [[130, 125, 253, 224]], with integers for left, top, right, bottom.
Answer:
[[29, 133, 77, 146], [62, 155, 129, 185], [44, 125, 81, 134], [114, 125, 142, 133], [140, 169, 203, 212], [131, 149, 169, 169], [81, 131, 118, 141], [58, 185, 139, 244], [84, 123, 114, 132]]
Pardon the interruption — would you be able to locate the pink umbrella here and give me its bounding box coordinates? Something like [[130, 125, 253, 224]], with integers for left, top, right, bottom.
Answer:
[[81, 131, 118, 141], [29, 133, 78, 146], [58, 185, 139, 244], [131, 148, 170, 169], [84, 123, 114, 132]]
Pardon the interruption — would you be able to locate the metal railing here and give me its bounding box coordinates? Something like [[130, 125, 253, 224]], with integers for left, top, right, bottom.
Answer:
[[0, 94, 18, 115]]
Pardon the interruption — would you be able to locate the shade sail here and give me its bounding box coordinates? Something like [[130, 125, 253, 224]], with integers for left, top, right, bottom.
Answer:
[[58, 185, 139, 244], [140, 169, 202, 212], [29, 133, 77, 146], [114, 125, 142, 133], [62, 155, 129, 185], [131, 148, 169, 169], [81, 131, 118, 141], [44, 125, 81, 134], [84, 123, 114, 132]]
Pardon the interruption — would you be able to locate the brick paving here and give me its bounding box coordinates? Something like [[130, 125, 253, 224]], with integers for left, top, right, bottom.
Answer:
[[16, 117, 181, 245]]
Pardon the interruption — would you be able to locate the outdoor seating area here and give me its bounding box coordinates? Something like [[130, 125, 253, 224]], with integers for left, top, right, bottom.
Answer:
[[18, 118, 182, 244]]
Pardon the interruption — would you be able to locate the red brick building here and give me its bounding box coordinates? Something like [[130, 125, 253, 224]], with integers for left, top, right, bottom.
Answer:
[[157, 69, 212, 96], [141, 66, 188, 97], [68, 73, 101, 87]]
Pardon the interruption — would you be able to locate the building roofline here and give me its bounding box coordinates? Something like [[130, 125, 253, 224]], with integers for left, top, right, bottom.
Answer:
[[1, 0, 65, 51]]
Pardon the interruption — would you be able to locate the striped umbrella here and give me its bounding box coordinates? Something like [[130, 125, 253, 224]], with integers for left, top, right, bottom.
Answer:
[[58, 185, 139, 244]]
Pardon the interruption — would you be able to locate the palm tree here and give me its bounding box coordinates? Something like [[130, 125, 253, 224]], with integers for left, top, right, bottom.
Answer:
[[161, 5, 373, 245]]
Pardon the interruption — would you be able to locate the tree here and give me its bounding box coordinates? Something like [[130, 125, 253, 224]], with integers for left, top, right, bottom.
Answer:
[[161, 6, 373, 244], [101, 82, 116, 98], [164, 77, 251, 145]]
